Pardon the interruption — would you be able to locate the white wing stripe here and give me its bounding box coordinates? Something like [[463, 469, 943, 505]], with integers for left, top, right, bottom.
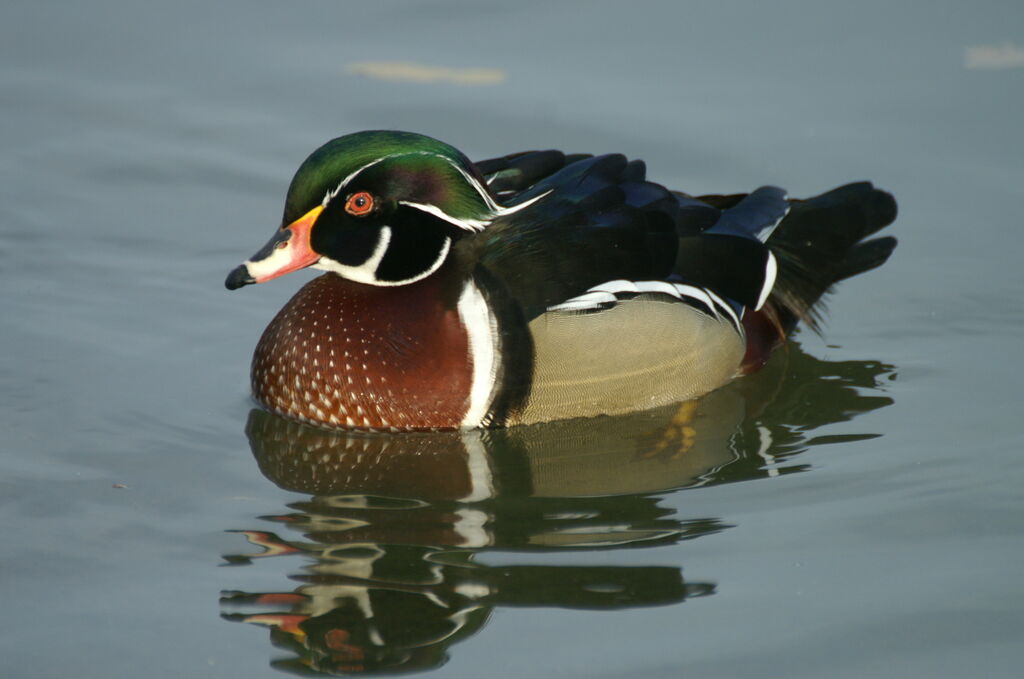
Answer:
[[399, 201, 491, 231], [670, 284, 720, 318], [548, 291, 618, 311], [756, 251, 777, 311]]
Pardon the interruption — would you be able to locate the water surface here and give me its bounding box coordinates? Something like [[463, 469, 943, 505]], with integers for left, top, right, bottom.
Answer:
[[2, 1, 1023, 677]]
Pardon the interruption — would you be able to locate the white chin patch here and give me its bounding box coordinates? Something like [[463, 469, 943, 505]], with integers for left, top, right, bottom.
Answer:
[[246, 241, 315, 282]]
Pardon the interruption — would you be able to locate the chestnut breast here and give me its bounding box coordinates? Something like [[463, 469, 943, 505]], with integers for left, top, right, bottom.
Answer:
[[252, 273, 474, 430]]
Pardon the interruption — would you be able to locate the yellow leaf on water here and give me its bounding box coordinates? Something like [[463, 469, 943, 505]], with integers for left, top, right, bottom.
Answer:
[[346, 61, 505, 85], [964, 42, 1024, 70]]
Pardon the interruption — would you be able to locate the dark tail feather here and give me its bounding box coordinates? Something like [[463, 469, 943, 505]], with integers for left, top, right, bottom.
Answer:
[[834, 236, 898, 282], [767, 182, 897, 334]]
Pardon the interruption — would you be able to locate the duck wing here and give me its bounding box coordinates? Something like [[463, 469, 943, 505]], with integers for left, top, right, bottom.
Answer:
[[470, 150, 783, 320]]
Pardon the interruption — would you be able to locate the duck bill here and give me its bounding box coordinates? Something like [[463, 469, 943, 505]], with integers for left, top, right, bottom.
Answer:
[[225, 205, 324, 290]]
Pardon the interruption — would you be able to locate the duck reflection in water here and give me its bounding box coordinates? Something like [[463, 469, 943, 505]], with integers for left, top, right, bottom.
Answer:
[[221, 342, 894, 675]]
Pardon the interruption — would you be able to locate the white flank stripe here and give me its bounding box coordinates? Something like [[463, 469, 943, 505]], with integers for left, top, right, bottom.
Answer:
[[705, 288, 742, 331], [756, 251, 778, 310], [672, 284, 720, 318], [549, 279, 738, 318], [635, 280, 683, 298], [548, 290, 618, 311], [548, 279, 745, 331], [458, 280, 499, 427]]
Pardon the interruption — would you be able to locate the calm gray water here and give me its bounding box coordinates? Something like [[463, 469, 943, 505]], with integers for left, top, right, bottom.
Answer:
[[3, 1, 1023, 677]]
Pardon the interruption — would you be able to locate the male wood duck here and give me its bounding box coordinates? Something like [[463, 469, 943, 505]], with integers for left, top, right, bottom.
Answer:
[[226, 130, 896, 431]]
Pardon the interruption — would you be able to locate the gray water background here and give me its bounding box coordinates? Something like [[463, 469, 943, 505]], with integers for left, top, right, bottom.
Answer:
[[2, 1, 1023, 677]]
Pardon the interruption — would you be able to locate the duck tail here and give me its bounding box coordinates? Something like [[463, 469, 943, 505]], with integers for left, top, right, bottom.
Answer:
[[738, 182, 897, 372], [767, 182, 897, 334]]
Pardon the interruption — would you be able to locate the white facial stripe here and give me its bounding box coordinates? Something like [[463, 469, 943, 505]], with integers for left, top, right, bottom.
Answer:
[[321, 150, 551, 230], [399, 201, 491, 232], [409, 152, 551, 229], [494, 189, 551, 216], [411, 151, 550, 223], [458, 280, 499, 428], [322, 155, 397, 206], [438, 153, 504, 213], [446, 160, 552, 217]]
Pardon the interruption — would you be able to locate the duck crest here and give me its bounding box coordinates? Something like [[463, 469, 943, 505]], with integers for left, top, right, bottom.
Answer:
[[252, 273, 480, 430]]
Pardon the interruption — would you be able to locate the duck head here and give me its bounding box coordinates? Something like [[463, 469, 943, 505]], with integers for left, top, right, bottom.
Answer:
[[226, 130, 506, 290]]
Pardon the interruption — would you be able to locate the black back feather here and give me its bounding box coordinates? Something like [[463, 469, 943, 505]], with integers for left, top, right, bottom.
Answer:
[[472, 153, 685, 319], [471, 150, 896, 333]]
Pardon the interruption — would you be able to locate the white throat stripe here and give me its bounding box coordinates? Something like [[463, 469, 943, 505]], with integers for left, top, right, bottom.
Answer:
[[313, 227, 452, 287]]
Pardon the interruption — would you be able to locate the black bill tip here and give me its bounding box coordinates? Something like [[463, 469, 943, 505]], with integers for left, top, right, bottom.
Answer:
[[225, 264, 255, 290]]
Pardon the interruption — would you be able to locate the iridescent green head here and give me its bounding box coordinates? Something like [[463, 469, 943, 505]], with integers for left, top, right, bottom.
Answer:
[[283, 130, 499, 229], [227, 130, 519, 290]]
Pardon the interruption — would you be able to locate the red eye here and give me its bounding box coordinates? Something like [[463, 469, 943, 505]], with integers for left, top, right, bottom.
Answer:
[[345, 191, 374, 216]]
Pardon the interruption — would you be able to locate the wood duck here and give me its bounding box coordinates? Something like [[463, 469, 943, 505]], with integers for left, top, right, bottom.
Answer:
[[226, 130, 897, 431]]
